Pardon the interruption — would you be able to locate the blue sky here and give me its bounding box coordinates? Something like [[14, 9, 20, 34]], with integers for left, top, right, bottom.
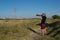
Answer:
[[0, 0, 60, 18]]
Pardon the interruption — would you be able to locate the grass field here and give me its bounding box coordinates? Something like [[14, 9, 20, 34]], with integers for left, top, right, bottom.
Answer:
[[0, 19, 60, 40]]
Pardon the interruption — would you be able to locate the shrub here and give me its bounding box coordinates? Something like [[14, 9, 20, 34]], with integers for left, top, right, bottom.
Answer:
[[52, 15, 60, 19]]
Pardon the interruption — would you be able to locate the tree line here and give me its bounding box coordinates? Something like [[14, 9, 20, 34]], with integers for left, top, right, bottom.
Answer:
[[0, 15, 60, 20]]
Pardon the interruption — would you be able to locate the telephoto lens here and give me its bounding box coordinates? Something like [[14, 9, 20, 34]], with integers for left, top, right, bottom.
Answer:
[[36, 14, 41, 16]]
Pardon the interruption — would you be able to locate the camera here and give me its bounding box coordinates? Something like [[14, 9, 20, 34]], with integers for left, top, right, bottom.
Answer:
[[36, 14, 42, 16]]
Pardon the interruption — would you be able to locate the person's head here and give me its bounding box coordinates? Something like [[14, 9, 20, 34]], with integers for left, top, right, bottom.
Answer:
[[41, 13, 46, 16]]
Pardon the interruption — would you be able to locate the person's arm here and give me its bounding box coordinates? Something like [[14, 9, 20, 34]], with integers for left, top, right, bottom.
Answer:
[[40, 16, 42, 20]]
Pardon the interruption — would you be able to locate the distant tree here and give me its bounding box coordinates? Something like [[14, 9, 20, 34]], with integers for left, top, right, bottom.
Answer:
[[52, 15, 60, 19]]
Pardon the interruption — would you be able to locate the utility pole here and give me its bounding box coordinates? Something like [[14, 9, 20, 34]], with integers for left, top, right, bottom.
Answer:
[[14, 8, 16, 19]]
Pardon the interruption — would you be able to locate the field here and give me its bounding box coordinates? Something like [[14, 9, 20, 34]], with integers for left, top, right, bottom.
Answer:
[[0, 19, 60, 40]]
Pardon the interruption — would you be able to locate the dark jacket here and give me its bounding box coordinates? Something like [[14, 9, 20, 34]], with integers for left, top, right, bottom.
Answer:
[[41, 16, 46, 24]]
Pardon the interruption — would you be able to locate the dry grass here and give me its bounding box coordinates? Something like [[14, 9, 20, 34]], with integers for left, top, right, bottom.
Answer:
[[0, 19, 60, 40]]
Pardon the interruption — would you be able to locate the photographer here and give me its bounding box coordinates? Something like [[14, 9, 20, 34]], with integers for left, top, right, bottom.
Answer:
[[36, 13, 47, 36]]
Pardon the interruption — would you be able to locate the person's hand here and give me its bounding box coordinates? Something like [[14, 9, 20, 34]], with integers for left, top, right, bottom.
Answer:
[[40, 16, 42, 20]]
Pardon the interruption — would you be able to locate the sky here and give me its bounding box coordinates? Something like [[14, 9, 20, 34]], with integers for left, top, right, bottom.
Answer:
[[0, 0, 60, 18]]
